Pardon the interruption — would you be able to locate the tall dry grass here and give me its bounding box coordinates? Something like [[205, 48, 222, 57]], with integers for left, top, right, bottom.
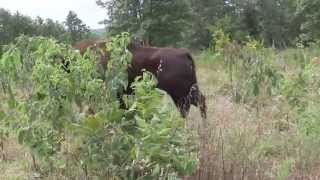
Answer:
[[185, 48, 320, 180]]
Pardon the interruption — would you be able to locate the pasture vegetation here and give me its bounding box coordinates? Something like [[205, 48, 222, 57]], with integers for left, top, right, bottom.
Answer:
[[2, 33, 320, 180], [0, 34, 196, 179], [2, 0, 320, 179], [186, 39, 320, 179]]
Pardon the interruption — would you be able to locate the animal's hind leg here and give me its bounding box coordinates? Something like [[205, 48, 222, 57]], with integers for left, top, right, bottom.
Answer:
[[175, 98, 191, 118]]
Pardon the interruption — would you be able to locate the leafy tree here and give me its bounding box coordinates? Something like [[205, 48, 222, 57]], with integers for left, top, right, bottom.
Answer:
[[187, 0, 235, 48], [94, 0, 320, 48], [10, 12, 36, 36], [0, 8, 69, 46], [0, 8, 12, 45], [65, 11, 90, 43], [255, 0, 299, 48], [97, 0, 191, 46], [297, 0, 320, 44], [240, 1, 260, 38], [36, 17, 67, 41], [0, 10, 36, 45]]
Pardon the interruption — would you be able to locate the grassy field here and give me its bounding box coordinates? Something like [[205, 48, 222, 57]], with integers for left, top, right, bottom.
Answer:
[[186, 48, 320, 180], [2, 46, 320, 179]]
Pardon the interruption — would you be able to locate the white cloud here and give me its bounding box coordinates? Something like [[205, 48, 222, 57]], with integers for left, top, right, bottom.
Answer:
[[0, 0, 107, 29]]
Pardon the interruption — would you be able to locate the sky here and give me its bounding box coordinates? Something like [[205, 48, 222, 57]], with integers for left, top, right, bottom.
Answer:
[[0, 0, 107, 29]]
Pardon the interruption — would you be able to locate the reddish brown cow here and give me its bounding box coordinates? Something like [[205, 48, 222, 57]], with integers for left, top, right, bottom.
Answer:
[[72, 39, 110, 76], [72, 40, 96, 55], [72, 39, 109, 55], [72, 39, 207, 119]]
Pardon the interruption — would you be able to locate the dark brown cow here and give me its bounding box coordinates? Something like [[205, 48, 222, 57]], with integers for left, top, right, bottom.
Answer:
[[73, 39, 207, 119], [126, 41, 207, 119]]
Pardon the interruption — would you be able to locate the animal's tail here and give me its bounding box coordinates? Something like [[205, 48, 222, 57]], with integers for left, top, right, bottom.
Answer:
[[186, 53, 207, 120], [199, 91, 207, 119], [189, 84, 207, 119]]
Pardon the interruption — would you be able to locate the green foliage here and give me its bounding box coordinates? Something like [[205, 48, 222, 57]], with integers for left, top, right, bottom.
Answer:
[[256, 0, 300, 48], [34, 17, 69, 41], [244, 36, 264, 51], [94, 0, 320, 49], [298, 103, 320, 137], [187, 0, 232, 48], [276, 159, 293, 180], [3, 0, 320, 49], [210, 29, 231, 53], [298, 0, 320, 44], [0, 9, 68, 45], [104, 32, 132, 95], [280, 50, 320, 112], [241, 50, 282, 99], [0, 9, 98, 47], [65, 11, 91, 44], [219, 39, 283, 105], [280, 53, 320, 137], [97, 0, 191, 46], [0, 34, 196, 178]]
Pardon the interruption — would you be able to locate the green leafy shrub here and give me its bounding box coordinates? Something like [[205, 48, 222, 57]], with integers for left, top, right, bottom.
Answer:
[[210, 28, 231, 54], [219, 38, 283, 105], [0, 34, 197, 179]]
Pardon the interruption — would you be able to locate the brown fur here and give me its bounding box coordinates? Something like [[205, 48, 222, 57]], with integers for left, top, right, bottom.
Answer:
[[127, 43, 207, 119]]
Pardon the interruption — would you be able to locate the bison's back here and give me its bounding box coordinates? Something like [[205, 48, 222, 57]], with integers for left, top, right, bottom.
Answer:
[[130, 47, 197, 102]]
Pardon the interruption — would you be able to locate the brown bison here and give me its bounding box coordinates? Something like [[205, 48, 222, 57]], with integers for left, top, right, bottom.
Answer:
[[73, 39, 207, 119], [126, 41, 207, 119]]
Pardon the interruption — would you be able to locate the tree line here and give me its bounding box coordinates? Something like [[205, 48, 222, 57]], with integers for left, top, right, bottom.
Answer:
[[96, 0, 320, 49], [2, 0, 320, 50], [0, 9, 96, 47]]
